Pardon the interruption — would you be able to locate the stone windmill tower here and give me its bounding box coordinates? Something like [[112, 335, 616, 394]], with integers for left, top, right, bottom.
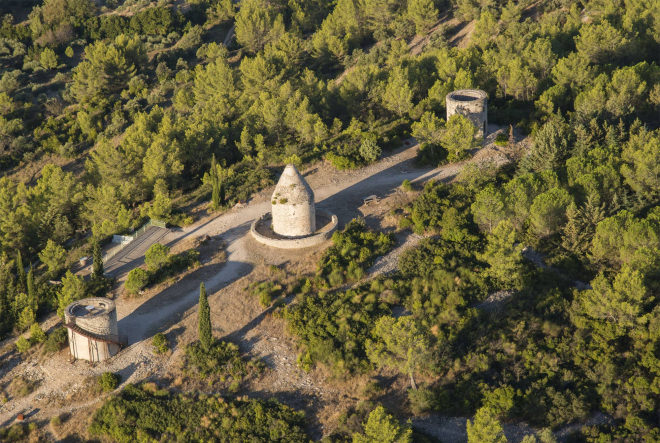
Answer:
[[271, 164, 315, 237]]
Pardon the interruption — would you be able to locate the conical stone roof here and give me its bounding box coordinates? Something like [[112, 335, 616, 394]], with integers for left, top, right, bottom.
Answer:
[[271, 164, 315, 237], [272, 164, 314, 205]]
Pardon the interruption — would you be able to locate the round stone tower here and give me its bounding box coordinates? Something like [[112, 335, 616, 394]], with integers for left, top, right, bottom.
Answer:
[[446, 89, 488, 138], [271, 164, 315, 237], [65, 297, 121, 362]]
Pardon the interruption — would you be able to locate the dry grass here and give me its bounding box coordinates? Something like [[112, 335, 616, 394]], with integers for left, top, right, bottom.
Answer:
[[6, 377, 40, 400]]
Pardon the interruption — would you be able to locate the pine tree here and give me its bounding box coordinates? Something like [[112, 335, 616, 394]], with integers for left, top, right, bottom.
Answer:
[[57, 271, 86, 319], [407, 0, 439, 35], [480, 220, 525, 289], [15, 250, 26, 293], [382, 66, 413, 117], [352, 405, 413, 443], [18, 306, 35, 331], [561, 202, 589, 257], [92, 240, 104, 279], [198, 283, 213, 349], [467, 407, 508, 443], [365, 316, 431, 390]]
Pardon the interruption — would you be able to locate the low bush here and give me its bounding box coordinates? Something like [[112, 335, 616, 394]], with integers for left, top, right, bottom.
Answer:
[[0, 424, 28, 441], [90, 384, 309, 442], [408, 387, 436, 415], [494, 132, 509, 146], [326, 152, 358, 170], [359, 138, 381, 163], [15, 336, 31, 353], [152, 332, 169, 354], [125, 268, 150, 294], [317, 218, 394, 287], [50, 415, 62, 427], [145, 243, 170, 271], [415, 142, 447, 167], [30, 323, 46, 343], [184, 339, 258, 380], [284, 279, 397, 374], [248, 281, 283, 307], [43, 327, 68, 353], [99, 372, 120, 392], [125, 248, 200, 294], [7, 378, 39, 398]]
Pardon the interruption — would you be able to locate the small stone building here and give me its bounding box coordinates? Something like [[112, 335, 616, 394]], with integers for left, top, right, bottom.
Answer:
[[64, 297, 121, 362], [271, 164, 316, 237], [446, 89, 488, 137]]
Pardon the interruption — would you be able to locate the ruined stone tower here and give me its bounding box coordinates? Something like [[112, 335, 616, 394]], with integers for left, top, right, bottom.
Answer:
[[271, 164, 315, 237], [65, 297, 121, 362], [446, 89, 488, 138]]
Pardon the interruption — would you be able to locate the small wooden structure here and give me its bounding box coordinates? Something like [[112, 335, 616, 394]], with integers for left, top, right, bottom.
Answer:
[[363, 195, 379, 205]]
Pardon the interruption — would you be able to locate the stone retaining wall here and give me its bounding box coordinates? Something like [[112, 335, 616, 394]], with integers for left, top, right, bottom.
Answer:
[[251, 210, 338, 249]]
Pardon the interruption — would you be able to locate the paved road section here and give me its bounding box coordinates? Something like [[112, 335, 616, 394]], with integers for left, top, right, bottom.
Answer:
[[104, 226, 170, 277]]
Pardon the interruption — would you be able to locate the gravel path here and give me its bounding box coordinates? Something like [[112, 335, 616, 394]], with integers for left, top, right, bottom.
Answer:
[[367, 232, 425, 278]]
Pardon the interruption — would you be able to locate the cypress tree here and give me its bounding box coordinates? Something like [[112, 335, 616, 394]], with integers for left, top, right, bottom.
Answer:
[[198, 283, 213, 349], [219, 175, 226, 206], [16, 250, 26, 293], [26, 267, 37, 311], [210, 155, 220, 210], [92, 240, 104, 279]]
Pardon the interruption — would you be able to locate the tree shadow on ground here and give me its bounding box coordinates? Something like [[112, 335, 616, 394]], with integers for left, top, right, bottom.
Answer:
[[117, 223, 255, 344]]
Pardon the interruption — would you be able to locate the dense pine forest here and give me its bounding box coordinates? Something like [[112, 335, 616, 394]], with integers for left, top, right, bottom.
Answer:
[[0, 0, 659, 441]]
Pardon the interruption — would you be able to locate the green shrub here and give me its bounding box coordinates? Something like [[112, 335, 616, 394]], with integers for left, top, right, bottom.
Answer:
[[326, 152, 358, 170], [90, 384, 309, 442], [0, 424, 27, 441], [481, 384, 515, 417], [44, 327, 68, 353], [145, 243, 170, 271], [408, 387, 436, 414], [184, 340, 249, 379], [15, 336, 31, 353], [494, 132, 508, 146], [284, 279, 396, 374], [359, 138, 382, 163], [152, 249, 200, 284], [317, 218, 394, 286], [152, 333, 169, 354], [398, 216, 413, 230], [99, 372, 120, 392], [30, 323, 46, 343], [125, 268, 150, 294], [248, 281, 283, 307], [50, 415, 62, 427], [415, 142, 447, 166], [401, 179, 413, 191], [8, 378, 38, 398]]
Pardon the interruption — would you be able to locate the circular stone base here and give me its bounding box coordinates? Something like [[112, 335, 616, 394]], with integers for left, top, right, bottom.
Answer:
[[251, 209, 338, 249]]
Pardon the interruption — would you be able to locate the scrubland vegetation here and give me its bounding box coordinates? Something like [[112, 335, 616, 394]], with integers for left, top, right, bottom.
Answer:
[[0, 0, 658, 440]]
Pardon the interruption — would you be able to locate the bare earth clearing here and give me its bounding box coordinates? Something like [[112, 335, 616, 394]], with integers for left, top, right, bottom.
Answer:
[[1, 133, 530, 440]]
